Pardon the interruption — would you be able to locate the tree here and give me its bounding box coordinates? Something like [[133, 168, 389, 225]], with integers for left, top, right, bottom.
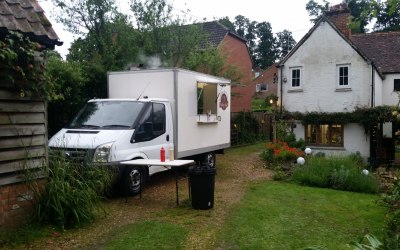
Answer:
[[52, 0, 140, 98], [348, 0, 374, 33], [232, 15, 259, 64], [218, 16, 235, 31], [45, 53, 88, 136], [254, 22, 278, 69], [306, 0, 400, 33], [306, 0, 330, 23], [131, 0, 208, 67], [276, 30, 297, 59], [374, 0, 400, 31]]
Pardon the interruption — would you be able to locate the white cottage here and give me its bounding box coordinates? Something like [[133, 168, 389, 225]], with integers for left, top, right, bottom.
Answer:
[[277, 3, 400, 164]]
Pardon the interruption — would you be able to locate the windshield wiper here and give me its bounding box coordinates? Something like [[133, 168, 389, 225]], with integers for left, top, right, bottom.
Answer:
[[101, 124, 131, 129]]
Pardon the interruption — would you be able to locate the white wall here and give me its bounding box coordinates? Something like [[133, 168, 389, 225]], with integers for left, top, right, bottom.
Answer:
[[280, 21, 372, 113], [382, 74, 400, 106], [293, 122, 370, 160]]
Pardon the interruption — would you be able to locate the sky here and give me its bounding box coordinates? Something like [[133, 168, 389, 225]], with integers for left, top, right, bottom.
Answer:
[[38, 0, 331, 58]]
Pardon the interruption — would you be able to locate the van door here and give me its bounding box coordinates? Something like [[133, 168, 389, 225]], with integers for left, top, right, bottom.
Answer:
[[132, 102, 171, 174]]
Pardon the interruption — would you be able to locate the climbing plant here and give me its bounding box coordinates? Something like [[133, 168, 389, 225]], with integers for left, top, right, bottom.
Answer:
[[276, 106, 399, 133], [0, 31, 58, 100]]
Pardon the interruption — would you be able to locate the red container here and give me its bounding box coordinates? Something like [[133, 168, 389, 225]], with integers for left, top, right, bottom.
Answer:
[[160, 146, 165, 162]]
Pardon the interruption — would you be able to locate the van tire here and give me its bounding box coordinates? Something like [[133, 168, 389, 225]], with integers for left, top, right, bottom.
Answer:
[[123, 165, 146, 196], [203, 153, 216, 168]]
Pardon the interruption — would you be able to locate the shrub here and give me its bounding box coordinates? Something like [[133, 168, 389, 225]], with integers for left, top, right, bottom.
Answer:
[[29, 154, 115, 229], [272, 170, 288, 181], [291, 156, 380, 194], [261, 141, 304, 169], [380, 178, 400, 249]]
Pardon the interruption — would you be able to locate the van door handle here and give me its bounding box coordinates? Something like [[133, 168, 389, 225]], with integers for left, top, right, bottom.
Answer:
[[166, 134, 169, 142]]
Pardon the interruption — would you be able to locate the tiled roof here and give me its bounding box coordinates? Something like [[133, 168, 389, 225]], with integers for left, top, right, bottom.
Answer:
[[200, 21, 246, 47], [351, 32, 400, 74], [0, 0, 62, 49]]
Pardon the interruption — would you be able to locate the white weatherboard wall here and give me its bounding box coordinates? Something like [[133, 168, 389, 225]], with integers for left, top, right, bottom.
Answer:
[[293, 122, 370, 159], [281, 21, 372, 113]]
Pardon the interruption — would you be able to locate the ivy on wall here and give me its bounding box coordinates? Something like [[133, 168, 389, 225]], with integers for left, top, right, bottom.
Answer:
[[276, 105, 399, 133], [0, 31, 58, 100]]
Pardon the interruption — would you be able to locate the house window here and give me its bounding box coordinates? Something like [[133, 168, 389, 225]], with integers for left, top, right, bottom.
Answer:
[[256, 83, 268, 92], [197, 82, 217, 115], [290, 68, 301, 88], [261, 83, 267, 91], [305, 124, 344, 146], [394, 79, 400, 91], [337, 64, 350, 87]]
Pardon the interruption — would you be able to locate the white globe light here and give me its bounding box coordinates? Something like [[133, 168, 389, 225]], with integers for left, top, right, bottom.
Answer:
[[305, 148, 312, 155], [297, 157, 305, 165], [362, 169, 369, 175]]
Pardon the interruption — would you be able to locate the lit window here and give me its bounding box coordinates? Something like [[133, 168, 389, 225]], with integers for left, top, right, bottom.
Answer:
[[305, 124, 343, 146]]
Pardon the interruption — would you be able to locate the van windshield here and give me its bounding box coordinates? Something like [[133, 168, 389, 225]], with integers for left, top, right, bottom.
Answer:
[[68, 101, 146, 129]]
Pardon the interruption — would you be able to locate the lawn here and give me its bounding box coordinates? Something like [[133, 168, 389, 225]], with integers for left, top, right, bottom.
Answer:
[[102, 182, 385, 250], [217, 182, 385, 250], [4, 143, 387, 249]]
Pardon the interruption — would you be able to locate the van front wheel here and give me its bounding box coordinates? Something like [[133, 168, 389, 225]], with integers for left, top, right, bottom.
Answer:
[[123, 166, 145, 196]]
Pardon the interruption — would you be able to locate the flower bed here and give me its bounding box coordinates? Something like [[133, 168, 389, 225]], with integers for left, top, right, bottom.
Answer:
[[261, 141, 304, 169]]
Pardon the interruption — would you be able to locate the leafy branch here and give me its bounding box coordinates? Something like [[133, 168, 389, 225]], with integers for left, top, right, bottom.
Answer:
[[0, 31, 59, 100]]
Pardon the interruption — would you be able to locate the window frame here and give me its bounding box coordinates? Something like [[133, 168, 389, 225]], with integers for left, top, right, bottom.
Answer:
[[305, 124, 344, 147], [132, 102, 166, 143], [394, 79, 400, 92], [337, 64, 350, 88], [290, 67, 302, 88]]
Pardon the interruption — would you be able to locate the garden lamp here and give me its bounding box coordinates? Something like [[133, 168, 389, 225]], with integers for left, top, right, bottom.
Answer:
[[297, 157, 305, 165]]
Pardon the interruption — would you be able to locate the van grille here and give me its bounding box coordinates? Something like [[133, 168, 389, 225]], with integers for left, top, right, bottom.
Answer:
[[49, 147, 94, 164]]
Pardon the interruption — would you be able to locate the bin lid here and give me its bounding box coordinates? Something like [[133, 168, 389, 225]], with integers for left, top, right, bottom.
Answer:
[[188, 165, 216, 175]]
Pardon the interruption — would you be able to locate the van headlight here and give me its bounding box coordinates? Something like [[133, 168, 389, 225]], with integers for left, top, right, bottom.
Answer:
[[93, 142, 114, 163]]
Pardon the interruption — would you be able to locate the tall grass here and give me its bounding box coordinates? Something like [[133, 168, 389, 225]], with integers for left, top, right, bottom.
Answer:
[[29, 154, 115, 229], [291, 155, 380, 194]]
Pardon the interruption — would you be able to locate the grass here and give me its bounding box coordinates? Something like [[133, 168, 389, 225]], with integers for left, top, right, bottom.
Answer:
[[101, 181, 385, 250], [217, 182, 386, 250], [0, 224, 53, 248], [104, 220, 188, 250], [3, 143, 387, 249]]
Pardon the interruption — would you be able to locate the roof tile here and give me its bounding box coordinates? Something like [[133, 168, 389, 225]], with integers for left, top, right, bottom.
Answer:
[[351, 32, 400, 74], [0, 0, 62, 48]]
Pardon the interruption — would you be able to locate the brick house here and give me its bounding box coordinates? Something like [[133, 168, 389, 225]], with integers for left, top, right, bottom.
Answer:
[[201, 21, 254, 113], [278, 3, 400, 162], [253, 63, 279, 101], [0, 0, 62, 228]]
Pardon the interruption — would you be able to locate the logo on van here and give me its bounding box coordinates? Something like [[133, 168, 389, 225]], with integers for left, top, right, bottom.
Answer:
[[219, 92, 229, 110]]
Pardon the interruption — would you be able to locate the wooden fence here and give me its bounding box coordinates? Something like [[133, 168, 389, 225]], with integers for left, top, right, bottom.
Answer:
[[231, 111, 272, 145], [0, 87, 47, 186]]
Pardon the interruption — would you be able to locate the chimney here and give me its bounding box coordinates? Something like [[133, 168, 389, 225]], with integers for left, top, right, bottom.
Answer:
[[325, 3, 351, 38]]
